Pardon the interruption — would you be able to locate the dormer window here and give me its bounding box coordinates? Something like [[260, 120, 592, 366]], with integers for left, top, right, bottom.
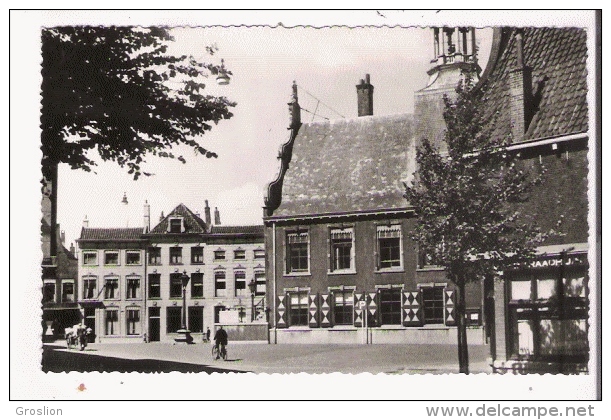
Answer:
[[168, 217, 184, 233]]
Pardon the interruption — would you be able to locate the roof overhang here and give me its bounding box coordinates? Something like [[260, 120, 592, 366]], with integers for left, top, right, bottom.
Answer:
[[264, 207, 415, 224]]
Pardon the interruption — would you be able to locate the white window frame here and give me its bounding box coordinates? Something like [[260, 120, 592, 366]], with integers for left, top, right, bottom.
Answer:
[[126, 307, 141, 335], [125, 250, 142, 266], [125, 276, 141, 300], [103, 276, 120, 300], [234, 270, 247, 297], [82, 250, 98, 266], [104, 308, 119, 336], [82, 276, 97, 300], [375, 224, 404, 272], [104, 250, 120, 266], [328, 226, 356, 274], [254, 248, 265, 260], [61, 279, 75, 303], [168, 217, 185, 233], [285, 230, 311, 276], [214, 270, 227, 297]]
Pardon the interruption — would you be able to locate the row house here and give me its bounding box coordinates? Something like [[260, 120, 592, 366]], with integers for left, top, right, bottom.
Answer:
[[77, 201, 265, 343]]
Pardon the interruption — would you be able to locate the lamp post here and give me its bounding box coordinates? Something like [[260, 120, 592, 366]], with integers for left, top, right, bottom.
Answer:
[[174, 270, 192, 343], [248, 279, 256, 322]]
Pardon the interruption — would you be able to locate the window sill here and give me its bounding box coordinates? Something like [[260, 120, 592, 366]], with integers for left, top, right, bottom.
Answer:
[[104, 264, 120, 267], [284, 272, 311, 277], [148, 262, 162, 266], [374, 267, 404, 274], [169, 263, 184, 266], [126, 263, 142, 266], [148, 297, 162, 300], [327, 270, 357, 275], [83, 264, 99, 267], [126, 298, 142, 301], [191, 262, 205, 265]]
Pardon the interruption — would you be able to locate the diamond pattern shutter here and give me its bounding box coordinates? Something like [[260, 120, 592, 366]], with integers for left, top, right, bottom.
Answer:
[[353, 292, 364, 327], [276, 294, 288, 328], [320, 293, 332, 327], [309, 294, 319, 328], [403, 290, 423, 327], [367, 292, 378, 327], [445, 289, 456, 326]]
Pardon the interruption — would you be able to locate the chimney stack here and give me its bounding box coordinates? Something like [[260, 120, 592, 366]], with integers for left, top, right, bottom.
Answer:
[[356, 74, 374, 117], [70, 243, 75, 255], [508, 29, 532, 142], [143, 200, 150, 233], [288, 81, 301, 129], [159, 211, 165, 222], [60, 230, 65, 244], [82, 216, 89, 228], [205, 200, 212, 226], [214, 207, 221, 225]]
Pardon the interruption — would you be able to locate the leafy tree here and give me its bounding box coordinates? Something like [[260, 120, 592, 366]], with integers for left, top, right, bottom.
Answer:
[[41, 26, 236, 181], [403, 76, 545, 374]]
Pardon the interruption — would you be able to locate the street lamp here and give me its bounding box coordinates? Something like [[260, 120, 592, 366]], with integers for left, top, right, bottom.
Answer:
[[248, 279, 256, 322], [174, 270, 192, 343]]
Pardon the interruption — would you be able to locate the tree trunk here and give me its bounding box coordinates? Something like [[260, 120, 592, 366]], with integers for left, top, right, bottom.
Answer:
[[456, 279, 470, 374]]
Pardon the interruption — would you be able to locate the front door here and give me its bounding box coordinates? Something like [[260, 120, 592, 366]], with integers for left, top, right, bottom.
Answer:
[[148, 307, 160, 342]]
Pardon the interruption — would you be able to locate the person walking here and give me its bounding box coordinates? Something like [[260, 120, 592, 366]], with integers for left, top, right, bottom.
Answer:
[[205, 327, 211, 343]]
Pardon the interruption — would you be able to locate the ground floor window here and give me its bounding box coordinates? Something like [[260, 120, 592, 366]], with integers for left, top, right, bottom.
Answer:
[[189, 306, 204, 333], [126, 308, 140, 335], [422, 286, 445, 324], [379, 289, 402, 325], [289, 291, 309, 326], [333, 290, 354, 325], [84, 307, 96, 337], [105, 309, 119, 335], [166, 307, 182, 333]]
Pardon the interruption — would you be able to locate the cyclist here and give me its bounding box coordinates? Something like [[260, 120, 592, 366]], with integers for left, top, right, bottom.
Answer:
[[213, 325, 228, 359]]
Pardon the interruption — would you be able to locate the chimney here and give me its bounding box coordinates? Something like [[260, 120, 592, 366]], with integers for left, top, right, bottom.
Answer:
[[143, 200, 150, 233], [204, 200, 212, 226], [60, 230, 65, 244], [82, 216, 89, 228], [214, 207, 221, 225], [356, 74, 374, 117], [159, 211, 165, 222], [288, 81, 301, 129], [508, 29, 532, 142], [70, 243, 75, 255]]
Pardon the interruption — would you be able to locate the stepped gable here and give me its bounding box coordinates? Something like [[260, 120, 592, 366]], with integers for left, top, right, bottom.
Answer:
[[273, 113, 415, 218], [480, 27, 588, 141], [150, 203, 208, 234]]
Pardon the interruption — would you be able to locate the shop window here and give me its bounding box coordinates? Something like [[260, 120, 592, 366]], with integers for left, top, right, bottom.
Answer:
[[148, 274, 160, 299], [148, 247, 162, 265], [126, 250, 141, 265], [169, 247, 183, 265], [234, 249, 246, 260], [82, 277, 97, 300], [126, 277, 141, 299], [191, 246, 204, 264], [286, 231, 309, 274], [289, 291, 309, 326], [169, 273, 183, 298], [83, 251, 97, 266], [330, 227, 354, 272], [126, 309, 140, 335], [104, 250, 120, 266], [166, 307, 182, 333], [191, 273, 204, 298], [234, 272, 246, 297], [379, 288, 402, 325], [422, 286, 445, 324], [377, 225, 402, 270], [215, 271, 226, 297], [105, 309, 119, 335], [61, 280, 74, 302], [188, 306, 204, 333], [333, 290, 354, 325], [104, 277, 119, 299]]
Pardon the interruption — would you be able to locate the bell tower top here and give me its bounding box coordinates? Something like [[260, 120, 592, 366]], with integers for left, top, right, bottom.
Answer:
[[432, 27, 478, 67]]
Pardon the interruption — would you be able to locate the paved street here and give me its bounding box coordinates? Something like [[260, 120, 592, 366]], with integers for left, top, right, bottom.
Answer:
[[43, 341, 492, 374]]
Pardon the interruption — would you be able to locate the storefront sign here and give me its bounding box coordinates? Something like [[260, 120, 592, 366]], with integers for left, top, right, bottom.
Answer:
[[530, 255, 586, 269]]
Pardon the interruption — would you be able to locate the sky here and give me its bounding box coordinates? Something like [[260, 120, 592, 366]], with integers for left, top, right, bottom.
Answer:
[[49, 19, 495, 248]]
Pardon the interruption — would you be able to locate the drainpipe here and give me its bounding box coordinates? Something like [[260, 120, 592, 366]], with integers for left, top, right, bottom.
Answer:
[[272, 221, 277, 344]]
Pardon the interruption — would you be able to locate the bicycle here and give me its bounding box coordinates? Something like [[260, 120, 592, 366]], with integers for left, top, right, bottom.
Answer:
[[211, 343, 227, 360]]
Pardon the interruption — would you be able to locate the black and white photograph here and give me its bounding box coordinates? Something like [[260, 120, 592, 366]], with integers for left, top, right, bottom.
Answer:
[[10, 9, 601, 406]]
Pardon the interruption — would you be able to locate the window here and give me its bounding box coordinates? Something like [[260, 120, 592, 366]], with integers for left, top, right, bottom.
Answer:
[[214, 250, 226, 261], [422, 286, 445, 324], [188, 306, 204, 333], [289, 291, 309, 326], [191, 273, 204, 298], [83, 251, 97, 266], [148, 274, 160, 299], [234, 249, 246, 260], [234, 272, 246, 297], [148, 247, 161, 265], [377, 225, 402, 269], [126, 277, 141, 299], [168, 217, 184, 233], [254, 249, 265, 260], [104, 277, 119, 299], [254, 271, 266, 296], [82, 277, 97, 300], [104, 250, 120, 266], [105, 309, 119, 335], [61, 280, 74, 302], [191, 246, 204, 264], [166, 307, 182, 333], [215, 271, 226, 297], [126, 250, 141, 265], [84, 308, 95, 334], [330, 227, 354, 272], [379, 288, 402, 325], [333, 290, 354, 325], [42, 281, 55, 303], [169, 247, 182, 265], [126, 308, 140, 335], [170, 273, 183, 298], [286, 231, 309, 273]]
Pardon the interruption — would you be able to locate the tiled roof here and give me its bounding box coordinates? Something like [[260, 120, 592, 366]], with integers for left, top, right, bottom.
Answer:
[[78, 227, 144, 241], [209, 225, 264, 235], [480, 27, 588, 141], [150, 203, 208, 234], [271, 114, 415, 217]]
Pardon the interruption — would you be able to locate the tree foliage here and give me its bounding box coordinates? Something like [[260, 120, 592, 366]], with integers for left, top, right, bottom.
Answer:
[[404, 75, 545, 373], [41, 26, 236, 180]]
